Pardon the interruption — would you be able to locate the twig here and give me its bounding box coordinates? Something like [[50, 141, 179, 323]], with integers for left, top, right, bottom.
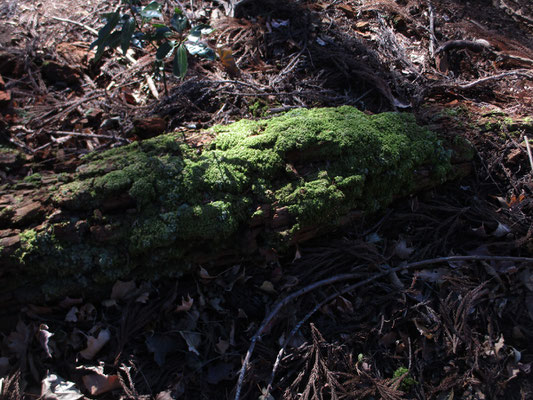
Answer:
[[37, 93, 103, 128], [271, 46, 306, 85], [268, 105, 302, 114], [425, 70, 533, 95], [426, 0, 437, 57], [51, 16, 98, 36], [52, 131, 129, 142], [436, 39, 492, 54], [208, 80, 267, 90], [234, 254, 533, 400], [220, 89, 337, 97], [454, 70, 533, 90], [524, 136, 533, 173], [9, 138, 35, 154], [145, 74, 160, 99]]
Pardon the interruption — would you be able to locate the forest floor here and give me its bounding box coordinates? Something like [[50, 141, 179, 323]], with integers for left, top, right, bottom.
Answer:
[[1, 0, 533, 399]]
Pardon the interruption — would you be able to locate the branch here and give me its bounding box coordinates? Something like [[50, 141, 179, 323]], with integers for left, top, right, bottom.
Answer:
[[436, 39, 492, 54], [51, 16, 98, 36]]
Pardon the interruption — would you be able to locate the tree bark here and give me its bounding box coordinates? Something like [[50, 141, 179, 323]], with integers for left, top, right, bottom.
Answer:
[[0, 106, 473, 306]]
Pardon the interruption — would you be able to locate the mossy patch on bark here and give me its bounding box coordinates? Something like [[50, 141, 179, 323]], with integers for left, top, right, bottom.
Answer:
[[5, 106, 463, 299]]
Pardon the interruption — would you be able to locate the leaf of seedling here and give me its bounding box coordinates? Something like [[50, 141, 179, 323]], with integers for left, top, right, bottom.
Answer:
[[154, 26, 172, 40], [185, 42, 215, 60], [91, 11, 120, 61], [156, 41, 174, 60], [171, 12, 188, 33], [106, 30, 122, 51], [188, 24, 214, 41], [140, 1, 162, 20], [173, 44, 188, 79], [131, 31, 145, 48], [120, 16, 135, 54]]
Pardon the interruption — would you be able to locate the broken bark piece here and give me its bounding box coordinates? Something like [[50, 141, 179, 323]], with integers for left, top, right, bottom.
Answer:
[[0, 74, 11, 106], [12, 201, 43, 226], [132, 116, 167, 139], [0, 148, 22, 171], [41, 60, 82, 88], [0, 106, 473, 303]]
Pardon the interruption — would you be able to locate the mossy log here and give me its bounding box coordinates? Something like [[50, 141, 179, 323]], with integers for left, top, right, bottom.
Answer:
[[0, 106, 473, 304]]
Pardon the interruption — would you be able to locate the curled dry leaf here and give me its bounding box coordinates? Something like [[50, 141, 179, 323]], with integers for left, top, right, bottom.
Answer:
[[136, 291, 150, 303], [82, 373, 121, 396], [215, 337, 229, 354], [78, 303, 96, 322], [176, 295, 194, 312], [492, 222, 511, 238], [38, 324, 54, 358], [416, 268, 447, 283], [216, 48, 240, 77], [199, 267, 215, 279], [179, 331, 201, 356], [519, 269, 533, 291], [79, 328, 111, 360], [259, 281, 277, 294], [65, 307, 79, 322], [394, 239, 414, 259], [110, 280, 136, 300], [41, 373, 83, 400], [6, 320, 32, 359], [146, 334, 180, 366]]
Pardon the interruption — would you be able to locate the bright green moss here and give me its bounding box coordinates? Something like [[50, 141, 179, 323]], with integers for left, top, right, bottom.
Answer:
[[9, 106, 462, 299], [393, 366, 417, 391], [22, 173, 43, 186], [17, 229, 38, 263]]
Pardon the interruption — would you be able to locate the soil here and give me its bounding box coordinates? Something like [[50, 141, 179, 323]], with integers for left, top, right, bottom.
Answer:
[[1, 0, 533, 399]]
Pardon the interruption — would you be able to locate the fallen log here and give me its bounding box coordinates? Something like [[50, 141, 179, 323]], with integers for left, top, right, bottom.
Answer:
[[0, 106, 473, 304]]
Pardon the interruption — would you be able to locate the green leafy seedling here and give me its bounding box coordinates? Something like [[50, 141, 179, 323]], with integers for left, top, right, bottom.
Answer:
[[91, 0, 215, 94]]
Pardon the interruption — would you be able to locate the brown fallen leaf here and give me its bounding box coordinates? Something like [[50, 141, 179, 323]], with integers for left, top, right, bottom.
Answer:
[[259, 281, 277, 294], [217, 48, 240, 77], [82, 373, 121, 396], [41, 373, 83, 400], [215, 337, 230, 355], [38, 324, 54, 358], [79, 328, 111, 360], [110, 280, 136, 300], [176, 295, 194, 312]]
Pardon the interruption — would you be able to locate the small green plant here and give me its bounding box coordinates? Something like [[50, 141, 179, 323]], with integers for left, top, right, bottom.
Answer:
[[249, 99, 269, 117], [91, 1, 215, 92], [393, 366, 416, 391]]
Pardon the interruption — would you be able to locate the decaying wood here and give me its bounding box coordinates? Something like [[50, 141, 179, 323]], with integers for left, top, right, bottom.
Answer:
[[0, 107, 474, 307]]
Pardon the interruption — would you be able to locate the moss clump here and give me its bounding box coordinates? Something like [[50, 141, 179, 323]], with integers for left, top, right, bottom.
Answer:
[[393, 366, 417, 391], [8, 106, 459, 299], [17, 173, 43, 189]]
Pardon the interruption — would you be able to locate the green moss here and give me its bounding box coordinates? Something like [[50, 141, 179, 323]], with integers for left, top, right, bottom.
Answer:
[[17, 229, 38, 263], [0, 205, 15, 223], [393, 366, 417, 391], [23, 173, 42, 185], [9, 106, 463, 299], [248, 99, 269, 117]]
